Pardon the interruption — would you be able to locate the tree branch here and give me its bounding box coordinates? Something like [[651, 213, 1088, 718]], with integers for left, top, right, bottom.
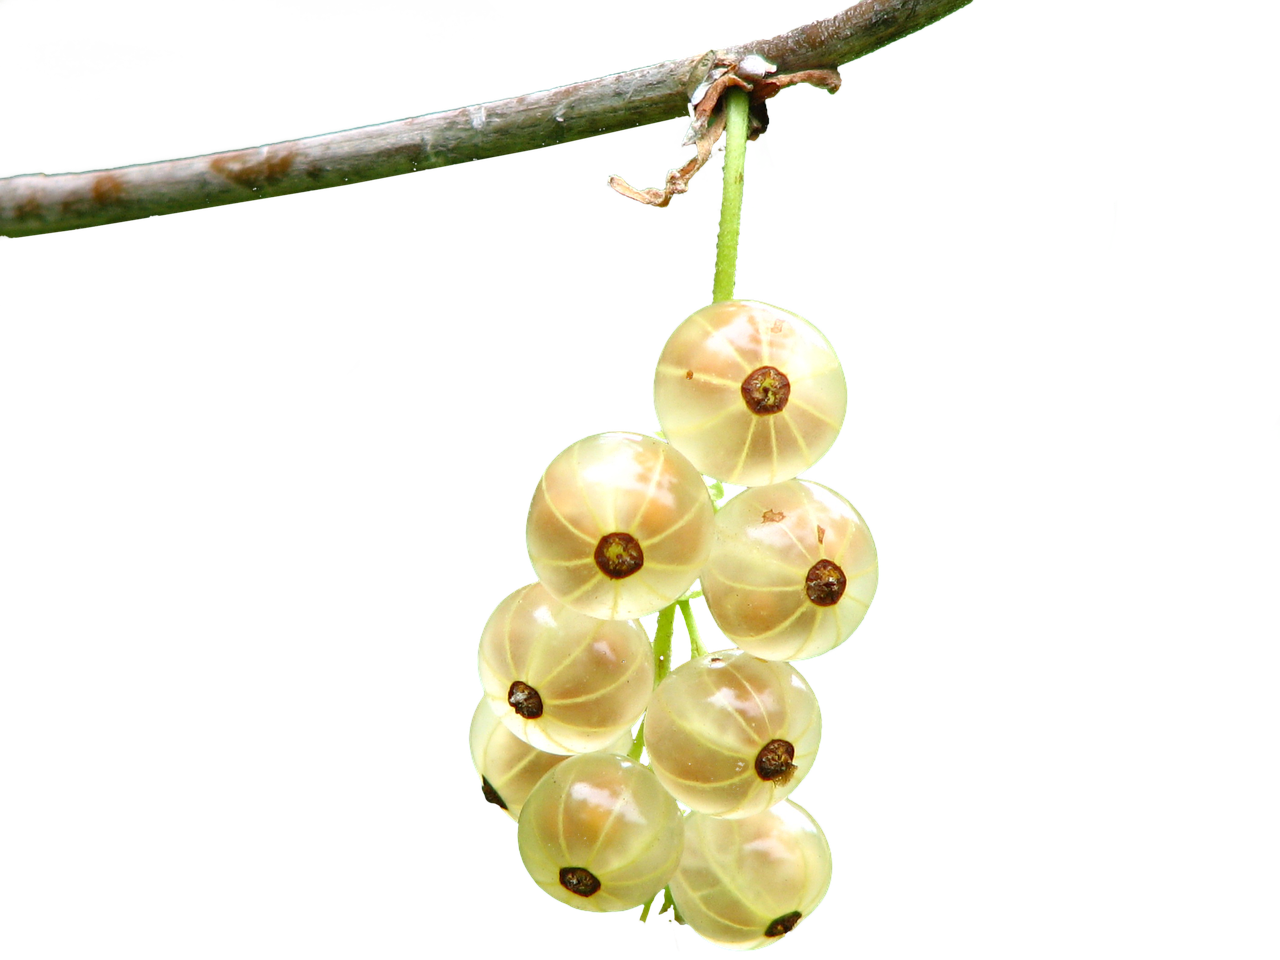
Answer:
[[0, 0, 971, 238]]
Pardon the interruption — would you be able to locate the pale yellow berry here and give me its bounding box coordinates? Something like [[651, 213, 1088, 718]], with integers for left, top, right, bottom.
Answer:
[[467, 699, 632, 820], [701, 480, 878, 660], [517, 752, 684, 912], [477, 583, 653, 755], [669, 800, 832, 948], [526, 432, 714, 620], [643, 650, 821, 818], [653, 300, 846, 486]]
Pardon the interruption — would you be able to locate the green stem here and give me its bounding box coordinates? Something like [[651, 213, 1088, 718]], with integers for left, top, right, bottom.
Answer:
[[712, 87, 750, 303], [659, 885, 685, 924], [653, 603, 676, 685], [632, 602, 678, 761], [677, 599, 706, 659], [638, 893, 656, 922], [627, 716, 645, 762], [706, 478, 725, 504]]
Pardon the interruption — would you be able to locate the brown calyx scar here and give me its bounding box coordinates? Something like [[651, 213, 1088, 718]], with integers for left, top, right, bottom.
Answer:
[[606, 54, 844, 208]]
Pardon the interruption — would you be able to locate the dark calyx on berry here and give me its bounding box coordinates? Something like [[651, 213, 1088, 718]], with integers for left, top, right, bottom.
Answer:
[[741, 365, 791, 415], [507, 681, 544, 719], [558, 866, 601, 898], [764, 911, 802, 938], [594, 531, 644, 579], [805, 558, 847, 607], [754, 738, 797, 784], [481, 776, 507, 810]]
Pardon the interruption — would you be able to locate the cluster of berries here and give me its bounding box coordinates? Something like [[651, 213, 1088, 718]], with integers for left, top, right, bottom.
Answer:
[[469, 299, 877, 948]]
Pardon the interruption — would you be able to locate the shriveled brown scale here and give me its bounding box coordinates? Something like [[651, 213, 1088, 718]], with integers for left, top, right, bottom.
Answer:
[[740, 365, 791, 415], [764, 911, 803, 938], [805, 558, 847, 607], [481, 776, 508, 810], [507, 680, 544, 719], [754, 738, 797, 784], [593, 531, 644, 580], [559, 866, 602, 898]]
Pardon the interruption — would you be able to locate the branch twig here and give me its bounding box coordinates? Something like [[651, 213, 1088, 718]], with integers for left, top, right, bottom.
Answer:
[[0, 0, 971, 238]]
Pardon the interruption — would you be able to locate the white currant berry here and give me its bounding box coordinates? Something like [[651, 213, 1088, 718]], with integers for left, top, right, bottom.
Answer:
[[643, 650, 821, 818], [517, 752, 683, 912], [669, 800, 832, 948], [468, 699, 633, 820], [526, 432, 714, 620], [478, 582, 654, 755], [701, 480, 878, 660], [653, 300, 847, 486]]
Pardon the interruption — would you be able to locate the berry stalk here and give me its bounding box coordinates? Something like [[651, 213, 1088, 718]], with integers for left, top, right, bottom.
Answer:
[[712, 87, 751, 303], [628, 602, 679, 762], [653, 602, 677, 684], [677, 599, 706, 659]]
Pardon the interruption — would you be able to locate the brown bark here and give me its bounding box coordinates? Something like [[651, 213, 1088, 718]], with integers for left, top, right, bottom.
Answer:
[[0, 0, 971, 238]]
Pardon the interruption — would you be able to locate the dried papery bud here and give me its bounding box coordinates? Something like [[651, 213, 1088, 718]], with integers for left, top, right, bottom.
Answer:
[[737, 54, 773, 79]]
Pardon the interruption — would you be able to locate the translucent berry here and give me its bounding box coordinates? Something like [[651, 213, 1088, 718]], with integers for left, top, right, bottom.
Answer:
[[468, 699, 631, 821], [517, 752, 683, 912], [669, 800, 832, 948], [700, 480, 878, 660], [653, 300, 847, 486], [643, 650, 820, 817], [526, 432, 714, 619], [478, 582, 654, 754]]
